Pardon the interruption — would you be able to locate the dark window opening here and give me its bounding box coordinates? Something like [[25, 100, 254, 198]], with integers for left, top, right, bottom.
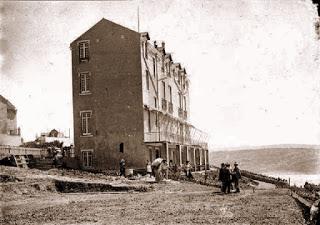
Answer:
[[145, 41, 148, 59], [146, 70, 150, 90], [153, 58, 156, 77], [148, 110, 151, 132], [120, 143, 124, 153], [154, 97, 157, 108]]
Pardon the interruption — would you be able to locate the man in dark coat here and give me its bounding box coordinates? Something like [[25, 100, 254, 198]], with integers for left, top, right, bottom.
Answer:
[[119, 159, 126, 177], [218, 163, 226, 192], [233, 162, 241, 193], [224, 163, 232, 194]]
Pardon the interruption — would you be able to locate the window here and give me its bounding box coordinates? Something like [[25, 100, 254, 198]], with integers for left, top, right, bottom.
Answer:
[[79, 72, 90, 94], [79, 41, 89, 61], [80, 111, 92, 136], [161, 57, 165, 72], [154, 97, 157, 108], [119, 143, 124, 153], [144, 41, 148, 59], [148, 110, 151, 132], [162, 81, 166, 99], [184, 96, 187, 110], [153, 57, 156, 77], [146, 70, 150, 90], [155, 113, 158, 127], [179, 93, 182, 108], [182, 76, 186, 89], [168, 85, 172, 102], [81, 150, 93, 167]]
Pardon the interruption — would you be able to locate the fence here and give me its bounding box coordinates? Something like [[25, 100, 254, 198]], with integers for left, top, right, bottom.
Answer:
[[0, 145, 47, 157]]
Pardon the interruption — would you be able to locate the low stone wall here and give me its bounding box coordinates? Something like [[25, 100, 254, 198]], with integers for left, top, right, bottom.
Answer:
[[240, 170, 290, 188]]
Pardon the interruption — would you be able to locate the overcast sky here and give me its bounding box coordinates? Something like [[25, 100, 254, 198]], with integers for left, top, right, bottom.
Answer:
[[1, 0, 320, 148]]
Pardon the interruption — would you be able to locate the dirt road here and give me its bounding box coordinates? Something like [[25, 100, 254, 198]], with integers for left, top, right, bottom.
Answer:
[[1, 179, 306, 225]]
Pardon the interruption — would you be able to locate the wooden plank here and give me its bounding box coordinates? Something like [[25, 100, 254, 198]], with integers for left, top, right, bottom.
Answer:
[[0, 145, 45, 157]]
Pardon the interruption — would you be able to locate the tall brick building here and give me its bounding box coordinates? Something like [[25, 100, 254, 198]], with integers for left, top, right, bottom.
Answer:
[[70, 18, 208, 171]]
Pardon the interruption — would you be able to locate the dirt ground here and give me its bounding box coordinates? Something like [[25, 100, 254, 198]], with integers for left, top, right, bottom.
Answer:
[[0, 166, 307, 225]]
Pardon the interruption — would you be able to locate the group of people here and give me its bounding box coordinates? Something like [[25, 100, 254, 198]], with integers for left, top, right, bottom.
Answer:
[[218, 162, 241, 194], [120, 158, 242, 194], [119, 158, 168, 182], [147, 158, 193, 182]]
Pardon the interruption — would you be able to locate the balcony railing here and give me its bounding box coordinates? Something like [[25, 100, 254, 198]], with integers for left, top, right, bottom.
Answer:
[[168, 102, 173, 114], [144, 131, 184, 144], [161, 98, 167, 111], [144, 127, 208, 148]]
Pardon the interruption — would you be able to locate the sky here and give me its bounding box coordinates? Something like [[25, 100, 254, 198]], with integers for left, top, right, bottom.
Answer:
[[1, 0, 320, 149]]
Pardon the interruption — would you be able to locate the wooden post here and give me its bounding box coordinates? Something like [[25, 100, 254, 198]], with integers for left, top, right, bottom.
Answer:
[[179, 145, 182, 166], [204, 149, 207, 170], [193, 148, 196, 172], [166, 142, 169, 180], [186, 146, 189, 162], [199, 148, 203, 168]]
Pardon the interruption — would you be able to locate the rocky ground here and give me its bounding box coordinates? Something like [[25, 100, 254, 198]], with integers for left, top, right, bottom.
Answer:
[[0, 166, 307, 225]]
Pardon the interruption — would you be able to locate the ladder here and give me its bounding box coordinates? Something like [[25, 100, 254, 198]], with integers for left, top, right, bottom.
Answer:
[[13, 155, 28, 168]]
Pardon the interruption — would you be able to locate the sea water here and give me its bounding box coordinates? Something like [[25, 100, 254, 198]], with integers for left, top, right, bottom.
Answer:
[[264, 173, 320, 187]]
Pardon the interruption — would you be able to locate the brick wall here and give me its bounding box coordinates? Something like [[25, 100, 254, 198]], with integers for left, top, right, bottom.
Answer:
[[71, 19, 148, 170]]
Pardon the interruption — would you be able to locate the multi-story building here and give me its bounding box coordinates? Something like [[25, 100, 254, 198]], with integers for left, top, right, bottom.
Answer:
[[0, 95, 22, 146], [70, 18, 208, 171]]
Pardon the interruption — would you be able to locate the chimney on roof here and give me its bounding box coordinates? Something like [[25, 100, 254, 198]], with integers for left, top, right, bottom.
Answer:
[[161, 41, 165, 49], [154, 41, 157, 48]]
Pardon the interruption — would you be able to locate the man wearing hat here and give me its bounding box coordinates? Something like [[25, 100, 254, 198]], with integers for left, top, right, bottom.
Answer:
[[233, 162, 242, 193], [218, 163, 226, 192]]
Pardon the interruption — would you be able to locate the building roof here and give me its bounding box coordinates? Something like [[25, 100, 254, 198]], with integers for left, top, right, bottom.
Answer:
[[0, 95, 16, 111], [140, 32, 150, 40], [70, 18, 139, 46]]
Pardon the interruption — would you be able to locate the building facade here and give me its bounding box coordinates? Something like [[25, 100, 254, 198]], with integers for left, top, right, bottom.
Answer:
[[0, 95, 22, 146], [70, 18, 208, 171], [37, 129, 72, 147]]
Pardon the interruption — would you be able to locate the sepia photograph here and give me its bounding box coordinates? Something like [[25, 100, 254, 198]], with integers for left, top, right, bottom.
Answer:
[[1, 0, 320, 224]]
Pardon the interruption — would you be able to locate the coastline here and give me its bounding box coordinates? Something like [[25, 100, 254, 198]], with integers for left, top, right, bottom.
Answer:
[[263, 173, 320, 187]]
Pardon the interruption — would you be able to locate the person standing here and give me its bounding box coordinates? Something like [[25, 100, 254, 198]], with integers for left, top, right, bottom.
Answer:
[[161, 160, 168, 180], [233, 162, 242, 193], [146, 160, 152, 177], [225, 163, 232, 194], [185, 161, 193, 180], [119, 158, 126, 177], [152, 158, 164, 182], [218, 163, 226, 192]]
